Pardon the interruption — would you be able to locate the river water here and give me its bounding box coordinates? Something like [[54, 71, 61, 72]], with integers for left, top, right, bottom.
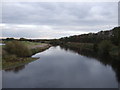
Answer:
[[0, 43, 5, 45], [2, 46, 119, 88]]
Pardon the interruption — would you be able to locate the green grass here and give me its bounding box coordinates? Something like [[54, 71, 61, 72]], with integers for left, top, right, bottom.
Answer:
[[1, 41, 51, 70], [21, 41, 51, 55], [2, 57, 38, 70], [23, 41, 51, 55], [22, 41, 42, 46], [0, 40, 3, 43]]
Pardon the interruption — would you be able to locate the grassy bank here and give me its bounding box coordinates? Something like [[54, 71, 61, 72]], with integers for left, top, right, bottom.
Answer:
[[20, 41, 51, 55], [25, 41, 51, 55], [64, 42, 94, 52], [61, 42, 119, 59], [2, 57, 38, 70], [1, 41, 51, 70]]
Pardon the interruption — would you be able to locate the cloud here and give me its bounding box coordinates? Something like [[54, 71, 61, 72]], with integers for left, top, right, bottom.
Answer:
[[1, 23, 116, 39], [1, 24, 87, 39], [2, 2, 118, 25], [1, 2, 118, 38]]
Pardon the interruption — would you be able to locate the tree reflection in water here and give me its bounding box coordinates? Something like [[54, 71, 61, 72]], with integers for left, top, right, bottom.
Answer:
[[3, 46, 120, 88], [4, 65, 26, 73], [60, 45, 120, 84]]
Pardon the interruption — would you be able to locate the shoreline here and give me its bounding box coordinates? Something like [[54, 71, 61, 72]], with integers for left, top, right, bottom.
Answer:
[[1, 42, 51, 70]]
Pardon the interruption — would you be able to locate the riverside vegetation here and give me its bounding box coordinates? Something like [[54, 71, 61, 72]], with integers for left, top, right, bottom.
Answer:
[[1, 26, 120, 70], [49, 27, 120, 82], [50, 27, 120, 60], [1, 41, 50, 70]]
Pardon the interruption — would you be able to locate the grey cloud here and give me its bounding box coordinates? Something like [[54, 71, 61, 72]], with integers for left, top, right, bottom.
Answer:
[[2, 2, 118, 26], [1, 2, 118, 39], [1, 24, 116, 39]]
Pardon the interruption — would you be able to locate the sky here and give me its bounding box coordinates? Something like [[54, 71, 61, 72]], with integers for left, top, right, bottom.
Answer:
[[1, 2, 118, 39]]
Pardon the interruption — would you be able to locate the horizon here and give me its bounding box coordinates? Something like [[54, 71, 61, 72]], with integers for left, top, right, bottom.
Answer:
[[1, 26, 118, 40]]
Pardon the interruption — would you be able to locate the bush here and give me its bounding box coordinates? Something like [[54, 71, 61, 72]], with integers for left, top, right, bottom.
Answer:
[[98, 40, 112, 56], [118, 44, 120, 57], [5, 41, 32, 57], [3, 54, 17, 62], [93, 43, 98, 52]]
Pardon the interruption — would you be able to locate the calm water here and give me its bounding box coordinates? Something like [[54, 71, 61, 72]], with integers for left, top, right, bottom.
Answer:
[[2, 46, 119, 88], [0, 43, 5, 45]]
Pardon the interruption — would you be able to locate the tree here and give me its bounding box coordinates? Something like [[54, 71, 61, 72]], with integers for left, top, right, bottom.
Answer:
[[19, 38, 27, 41], [6, 38, 15, 41]]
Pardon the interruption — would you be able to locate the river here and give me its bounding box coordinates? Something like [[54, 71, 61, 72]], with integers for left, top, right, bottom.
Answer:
[[2, 46, 120, 88], [0, 43, 5, 45]]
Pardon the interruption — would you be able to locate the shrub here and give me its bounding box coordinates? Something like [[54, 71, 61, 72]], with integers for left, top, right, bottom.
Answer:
[[118, 44, 120, 58], [93, 43, 98, 52], [5, 41, 32, 57], [3, 54, 17, 62], [98, 40, 112, 56]]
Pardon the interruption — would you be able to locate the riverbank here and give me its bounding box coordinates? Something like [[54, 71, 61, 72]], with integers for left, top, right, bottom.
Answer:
[[1, 41, 51, 70], [63, 42, 94, 52], [60, 42, 119, 60], [2, 46, 120, 88], [2, 57, 38, 70]]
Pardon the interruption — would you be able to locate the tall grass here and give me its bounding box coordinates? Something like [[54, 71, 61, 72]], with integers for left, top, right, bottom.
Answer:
[[4, 41, 32, 57]]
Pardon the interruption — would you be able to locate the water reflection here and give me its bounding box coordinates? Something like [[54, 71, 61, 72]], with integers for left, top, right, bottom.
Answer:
[[59, 45, 120, 83], [3, 46, 119, 88], [4, 65, 26, 73], [0, 43, 5, 45]]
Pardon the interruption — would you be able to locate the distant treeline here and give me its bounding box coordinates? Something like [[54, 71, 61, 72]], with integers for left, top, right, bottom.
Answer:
[[50, 27, 120, 46], [1, 26, 120, 57], [2, 38, 52, 43], [50, 27, 120, 58]]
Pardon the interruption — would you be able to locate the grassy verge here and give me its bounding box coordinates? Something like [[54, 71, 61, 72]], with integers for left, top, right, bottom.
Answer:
[[31, 45, 50, 55], [2, 57, 38, 70], [1, 41, 51, 70], [14, 41, 51, 55], [22, 41, 45, 48]]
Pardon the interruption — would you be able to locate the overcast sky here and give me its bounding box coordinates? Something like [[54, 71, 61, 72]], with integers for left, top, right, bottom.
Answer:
[[1, 2, 118, 39]]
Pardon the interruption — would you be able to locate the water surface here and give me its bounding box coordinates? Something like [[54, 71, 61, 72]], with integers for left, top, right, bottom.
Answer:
[[0, 43, 5, 45], [2, 46, 119, 88]]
